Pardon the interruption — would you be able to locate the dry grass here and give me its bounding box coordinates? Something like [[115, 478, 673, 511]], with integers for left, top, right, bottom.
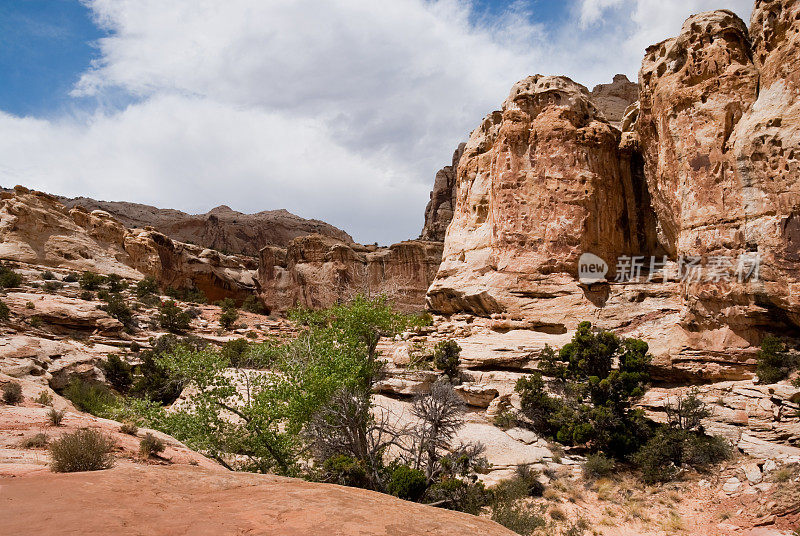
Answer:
[[658, 511, 685, 532]]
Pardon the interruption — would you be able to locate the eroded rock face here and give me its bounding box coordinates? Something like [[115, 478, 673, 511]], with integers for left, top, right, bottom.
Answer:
[[258, 234, 442, 313], [428, 75, 651, 320], [590, 74, 639, 127], [420, 143, 465, 241], [0, 187, 256, 302], [428, 5, 800, 381]]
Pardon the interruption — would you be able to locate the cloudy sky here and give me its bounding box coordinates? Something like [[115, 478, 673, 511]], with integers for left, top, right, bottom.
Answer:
[[0, 0, 753, 245]]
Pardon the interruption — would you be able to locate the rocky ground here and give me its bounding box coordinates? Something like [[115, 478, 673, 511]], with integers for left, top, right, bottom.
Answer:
[[1, 263, 798, 535]]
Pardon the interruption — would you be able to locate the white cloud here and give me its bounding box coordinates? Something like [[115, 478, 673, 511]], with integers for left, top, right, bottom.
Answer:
[[0, 0, 757, 244]]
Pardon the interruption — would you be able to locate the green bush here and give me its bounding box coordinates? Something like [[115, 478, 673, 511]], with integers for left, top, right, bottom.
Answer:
[[582, 453, 615, 479], [242, 295, 269, 315], [492, 409, 518, 430], [219, 308, 239, 330], [322, 455, 371, 488], [80, 290, 95, 301], [433, 340, 461, 379], [221, 338, 251, 367], [49, 429, 115, 473], [423, 478, 487, 515], [41, 270, 56, 280], [756, 335, 798, 384], [35, 391, 53, 405], [491, 499, 546, 535], [43, 280, 63, 293], [63, 379, 117, 416], [0, 300, 9, 321], [2, 382, 23, 405], [103, 293, 134, 326], [139, 432, 166, 457], [215, 298, 237, 311], [106, 274, 128, 293], [135, 276, 159, 298], [48, 408, 65, 426], [387, 465, 427, 501], [158, 300, 191, 332], [515, 322, 651, 459], [100, 355, 133, 393], [79, 271, 106, 290], [63, 273, 79, 283], [28, 315, 43, 328], [0, 264, 23, 288], [129, 341, 141, 353], [633, 427, 731, 483], [130, 335, 193, 404]]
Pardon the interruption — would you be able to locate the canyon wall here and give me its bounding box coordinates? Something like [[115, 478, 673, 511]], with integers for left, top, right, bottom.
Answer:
[[427, 3, 800, 379]]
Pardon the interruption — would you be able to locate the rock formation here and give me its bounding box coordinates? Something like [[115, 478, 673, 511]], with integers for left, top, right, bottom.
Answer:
[[590, 73, 639, 127], [0, 186, 256, 302], [427, 4, 800, 382], [420, 143, 465, 241], [57, 195, 354, 256], [258, 234, 442, 313]]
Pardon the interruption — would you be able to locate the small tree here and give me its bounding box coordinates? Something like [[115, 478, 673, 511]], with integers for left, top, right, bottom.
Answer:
[[433, 340, 461, 380], [100, 355, 134, 393], [0, 300, 9, 321], [158, 300, 191, 332], [103, 293, 134, 327], [664, 388, 711, 432], [135, 276, 159, 298], [219, 308, 239, 330], [0, 263, 22, 288], [756, 335, 798, 384], [106, 274, 128, 292]]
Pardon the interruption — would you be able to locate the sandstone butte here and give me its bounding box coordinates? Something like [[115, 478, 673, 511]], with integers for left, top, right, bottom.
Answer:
[[428, 0, 800, 382]]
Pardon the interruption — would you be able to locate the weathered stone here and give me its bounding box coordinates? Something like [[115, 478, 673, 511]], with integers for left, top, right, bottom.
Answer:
[[421, 143, 465, 241], [453, 384, 498, 408]]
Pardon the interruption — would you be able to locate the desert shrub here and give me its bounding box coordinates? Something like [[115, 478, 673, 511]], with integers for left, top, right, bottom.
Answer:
[[49, 429, 115, 473], [100, 355, 134, 393], [184, 287, 207, 304], [35, 391, 53, 406], [414, 312, 434, 327], [80, 290, 94, 301], [97, 289, 111, 301], [221, 338, 251, 367], [633, 427, 731, 483], [423, 478, 488, 515], [185, 306, 202, 319], [322, 455, 371, 488], [28, 315, 43, 328], [130, 335, 196, 404], [215, 298, 237, 311], [135, 276, 159, 298], [242, 295, 269, 315], [158, 300, 191, 332], [433, 340, 461, 379], [2, 382, 23, 404], [129, 341, 141, 353], [756, 335, 799, 384], [219, 308, 239, 330], [43, 280, 63, 293], [491, 499, 546, 535], [103, 293, 134, 326], [25, 301, 35, 309], [105, 274, 128, 292], [515, 465, 545, 497], [0, 263, 23, 288], [48, 408, 65, 426], [493, 409, 518, 430], [40, 270, 56, 280], [0, 300, 9, 321], [515, 322, 651, 459], [79, 271, 105, 290], [63, 272, 79, 283], [139, 432, 166, 457], [22, 433, 49, 448], [63, 379, 117, 416], [120, 422, 139, 435], [664, 388, 712, 431], [583, 453, 615, 479], [387, 465, 428, 501]]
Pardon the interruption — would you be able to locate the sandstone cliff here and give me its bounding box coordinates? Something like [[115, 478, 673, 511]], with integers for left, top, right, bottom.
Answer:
[[590, 73, 639, 127], [427, 3, 800, 381], [420, 143, 466, 241], [57, 195, 353, 256], [258, 234, 442, 313]]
